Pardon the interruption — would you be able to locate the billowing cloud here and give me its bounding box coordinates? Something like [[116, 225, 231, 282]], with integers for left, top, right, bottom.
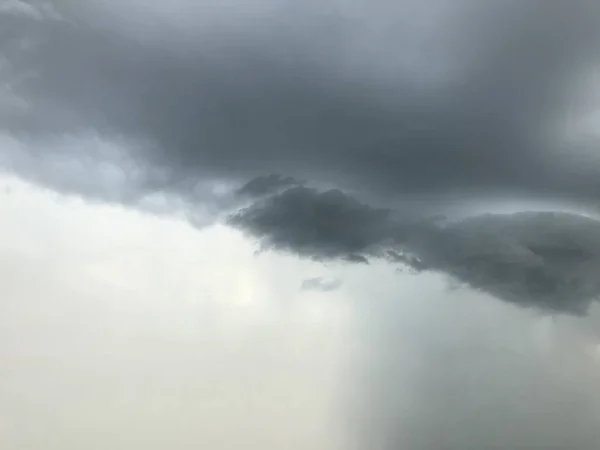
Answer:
[[236, 174, 302, 198], [231, 185, 600, 314], [417, 212, 600, 315], [228, 186, 397, 261]]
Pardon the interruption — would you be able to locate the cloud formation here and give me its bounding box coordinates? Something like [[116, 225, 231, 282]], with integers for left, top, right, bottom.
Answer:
[[2, 1, 600, 311], [2, 0, 600, 211], [228, 186, 397, 261], [231, 185, 600, 314], [420, 212, 600, 315], [236, 174, 302, 199]]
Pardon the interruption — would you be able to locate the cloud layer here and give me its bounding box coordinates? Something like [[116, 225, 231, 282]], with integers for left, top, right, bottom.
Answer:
[[2, 0, 600, 209], [2, 1, 600, 314], [228, 186, 396, 262], [231, 186, 600, 314], [420, 212, 600, 315]]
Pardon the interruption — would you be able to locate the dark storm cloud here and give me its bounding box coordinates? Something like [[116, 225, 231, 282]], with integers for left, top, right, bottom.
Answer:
[[228, 186, 397, 261], [300, 276, 342, 292], [231, 185, 600, 314], [2, 0, 600, 210], [236, 174, 302, 198], [416, 212, 600, 315]]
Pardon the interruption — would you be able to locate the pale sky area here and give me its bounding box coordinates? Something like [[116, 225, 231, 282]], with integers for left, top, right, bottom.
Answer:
[[3, 173, 600, 449], [0, 173, 355, 449], [4, 1, 600, 449]]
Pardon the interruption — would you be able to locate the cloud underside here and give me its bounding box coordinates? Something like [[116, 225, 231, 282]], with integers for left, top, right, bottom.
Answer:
[[230, 186, 600, 315]]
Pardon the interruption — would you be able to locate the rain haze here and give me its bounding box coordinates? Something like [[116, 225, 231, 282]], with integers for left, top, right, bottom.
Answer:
[[3, 0, 600, 449]]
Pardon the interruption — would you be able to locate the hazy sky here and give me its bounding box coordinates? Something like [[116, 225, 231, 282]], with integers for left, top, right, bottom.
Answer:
[[0, 173, 357, 449], [3, 0, 600, 449]]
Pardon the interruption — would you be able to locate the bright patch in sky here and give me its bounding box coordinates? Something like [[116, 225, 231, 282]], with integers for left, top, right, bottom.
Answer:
[[0, 174, 354, 450]]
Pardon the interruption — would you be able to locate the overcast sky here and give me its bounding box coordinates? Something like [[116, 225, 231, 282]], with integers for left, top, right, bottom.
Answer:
[[3, 1, 600, 449]]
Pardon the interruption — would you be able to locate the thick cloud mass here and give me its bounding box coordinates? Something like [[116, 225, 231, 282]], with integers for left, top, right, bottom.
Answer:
[[2, 1, 600, 310], [420, 212, 600, 315], [228, 186, 395, 261], [2, 0, 600, 208], [231, 186, 600, 314]]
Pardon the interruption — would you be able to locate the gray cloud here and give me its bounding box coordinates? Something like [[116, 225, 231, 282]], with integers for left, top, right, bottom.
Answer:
[[230, 185, 600, 315], [2, 0, 600, 213], [417, 212, 600, 315], [236, 174, 302, 198], [228, 186, 397, 261], [0, 0, 50, 20], [300, 276, 342, 292], [2, 0, 600, 314]]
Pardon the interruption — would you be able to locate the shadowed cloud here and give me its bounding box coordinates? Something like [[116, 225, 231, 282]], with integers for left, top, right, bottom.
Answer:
[[228, 185, 396, 261], [2, 0, 600, 210], [231, 185, 600, 315], [417, 212, 600, 315]]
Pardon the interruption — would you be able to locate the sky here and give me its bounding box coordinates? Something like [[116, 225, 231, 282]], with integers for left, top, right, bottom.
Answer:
[[3, 0, 600, 449]]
